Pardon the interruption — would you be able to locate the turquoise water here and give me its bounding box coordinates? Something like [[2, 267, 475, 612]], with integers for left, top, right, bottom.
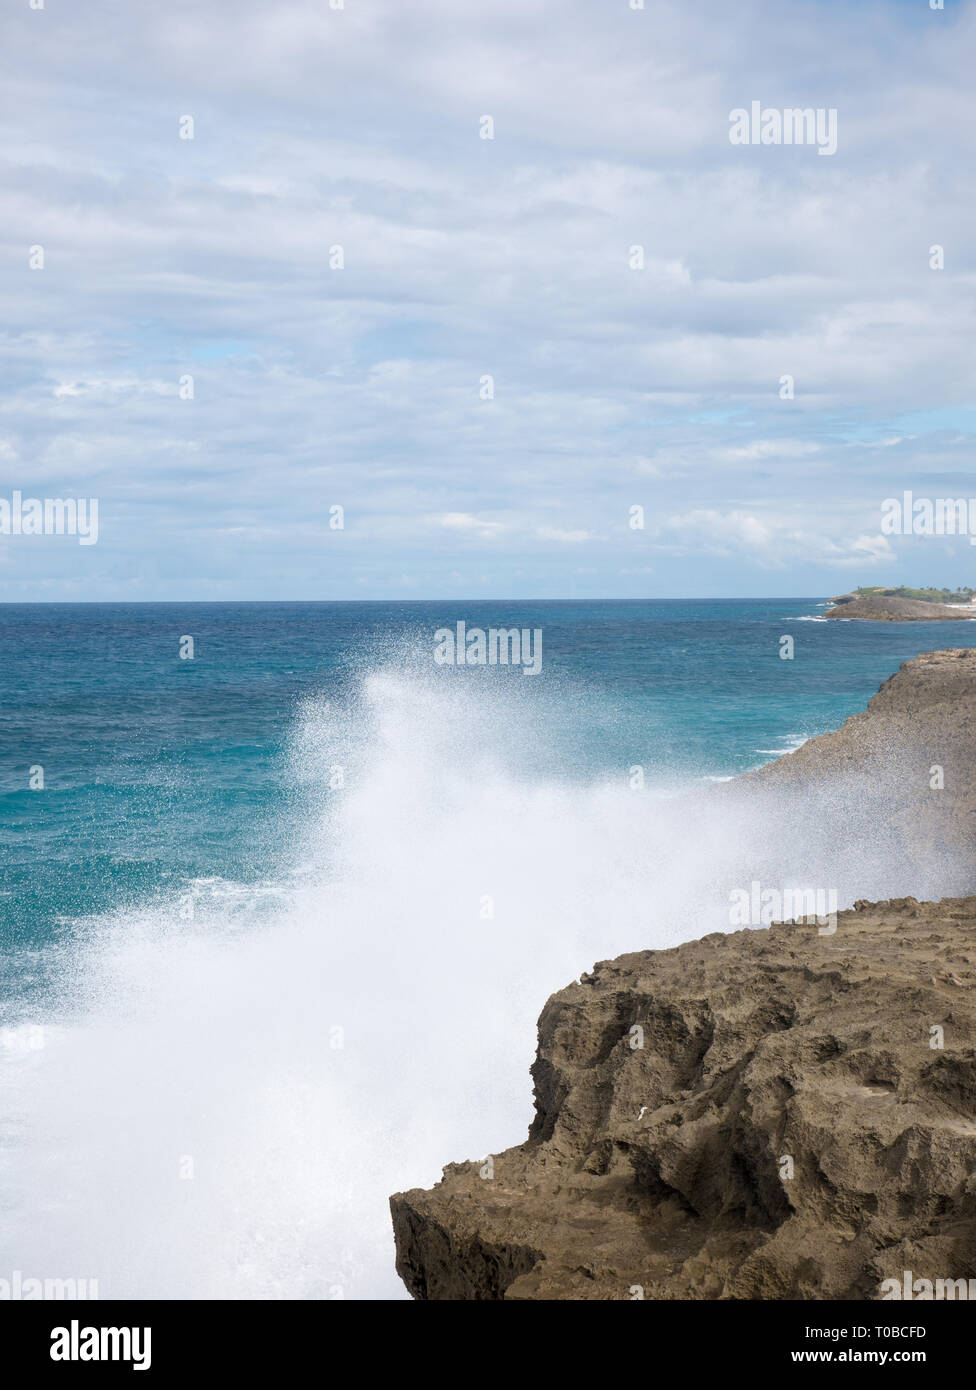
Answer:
[[3, 597, 975, 951], [2, 597, 975, 1298]]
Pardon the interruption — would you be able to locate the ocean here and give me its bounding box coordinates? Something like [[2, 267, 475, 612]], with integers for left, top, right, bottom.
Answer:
[[2, 598, 975, 1298]]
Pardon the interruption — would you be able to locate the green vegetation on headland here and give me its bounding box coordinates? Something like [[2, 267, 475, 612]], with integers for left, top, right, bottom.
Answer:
[[825, 588, 975, 621], [852, 585, 975, 604]]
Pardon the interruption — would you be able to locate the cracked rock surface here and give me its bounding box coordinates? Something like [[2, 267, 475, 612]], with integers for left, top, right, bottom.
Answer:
[[391, 898, 976, 1299]]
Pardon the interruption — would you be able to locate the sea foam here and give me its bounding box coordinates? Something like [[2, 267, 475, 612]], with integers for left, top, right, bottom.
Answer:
[[0, 653, 965, 1298]]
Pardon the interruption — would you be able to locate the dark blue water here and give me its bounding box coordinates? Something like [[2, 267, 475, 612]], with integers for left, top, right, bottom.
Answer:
[[3, 597, 974, 953]]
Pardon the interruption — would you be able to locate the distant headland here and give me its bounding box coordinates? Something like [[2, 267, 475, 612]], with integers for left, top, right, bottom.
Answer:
[[825, 586, 976, 622]]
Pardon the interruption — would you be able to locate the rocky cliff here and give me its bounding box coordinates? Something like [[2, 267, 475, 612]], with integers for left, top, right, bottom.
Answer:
[[737, 647, 976, 878], [390, 650, 976, 1299], [392, 897, 976, 1299]]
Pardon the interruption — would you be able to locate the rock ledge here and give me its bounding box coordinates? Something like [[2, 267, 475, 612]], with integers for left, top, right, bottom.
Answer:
[[391, 897, 976, 1299]]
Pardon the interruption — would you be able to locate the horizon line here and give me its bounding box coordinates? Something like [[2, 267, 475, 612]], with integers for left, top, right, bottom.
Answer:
[[0, 595, 834, 606]]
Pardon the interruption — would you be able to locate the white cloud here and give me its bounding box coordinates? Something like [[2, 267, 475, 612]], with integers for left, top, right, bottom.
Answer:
[[536, 526, 591, 543], [656, 510, 898, 570], [847, 534, 896, 564], [433, 513, 505, 540], [0, 0, 973, 596]]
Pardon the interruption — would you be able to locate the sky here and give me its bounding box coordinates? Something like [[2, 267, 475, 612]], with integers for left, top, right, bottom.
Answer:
[[0, 0, 974, 601]]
